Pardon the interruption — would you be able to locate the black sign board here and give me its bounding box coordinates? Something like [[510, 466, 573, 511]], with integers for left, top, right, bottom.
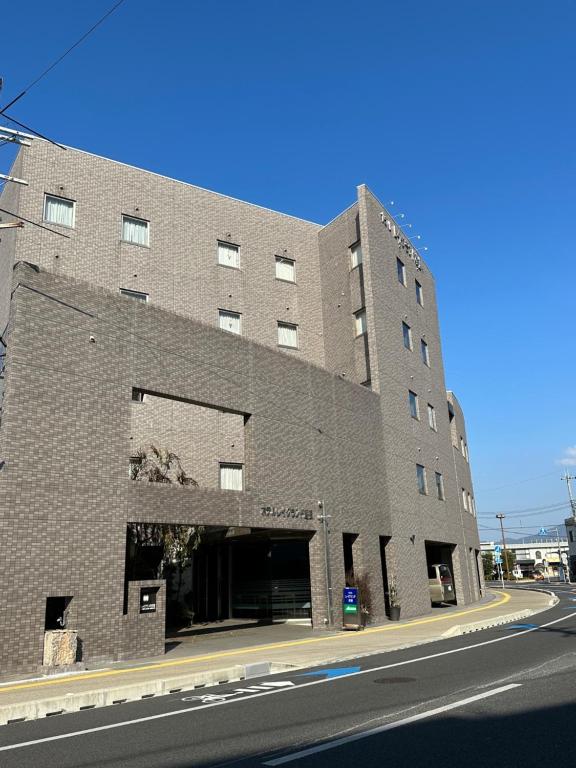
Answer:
[[140, 587, 158, 614]]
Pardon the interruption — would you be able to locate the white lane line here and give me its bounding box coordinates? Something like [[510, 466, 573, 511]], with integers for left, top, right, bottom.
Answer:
[[263, 684, 522, 766], [0, 612, 573, 754]]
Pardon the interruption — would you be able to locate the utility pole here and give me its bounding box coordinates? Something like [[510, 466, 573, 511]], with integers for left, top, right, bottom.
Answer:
[[496, 514, 510, 579], [318, 501, 333, 628], [563, 472, 576, 518]]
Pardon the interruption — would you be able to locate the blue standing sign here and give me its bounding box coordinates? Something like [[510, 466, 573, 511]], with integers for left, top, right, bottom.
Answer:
[[343, 587, 358, 605]]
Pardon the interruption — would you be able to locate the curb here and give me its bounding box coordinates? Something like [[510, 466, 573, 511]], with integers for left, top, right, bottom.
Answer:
[[442, 593, 559, 638], [0, 661, 296, 726]]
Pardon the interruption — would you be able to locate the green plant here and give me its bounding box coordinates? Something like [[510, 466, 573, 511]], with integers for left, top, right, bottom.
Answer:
[[130, 444, 198, 486]]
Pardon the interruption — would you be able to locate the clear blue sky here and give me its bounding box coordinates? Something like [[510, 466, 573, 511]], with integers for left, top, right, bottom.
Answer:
[[1, 0, 574, 538]]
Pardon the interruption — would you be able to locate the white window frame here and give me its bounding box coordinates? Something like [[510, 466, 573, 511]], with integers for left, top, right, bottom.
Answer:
[[350, 242, 363, 269], [416, 464, 427, 495], [43, 194, 76, 228], [219, 462, 243, 491], [421, 338, 430, 366], [275, 256, 295, 282], [120, 288, 149, 302], [277, 321, 299, 348], [409, 390, 419, 420], [354, 309, 367, 337], [435, 471, 445, 501], [427, 404, 437, 431], [397, 257, 406, 286], [402, 322, 412, 350], [219, 309, 242, 335], [121, 215, 150, 247], [218, 241, 240, 269]]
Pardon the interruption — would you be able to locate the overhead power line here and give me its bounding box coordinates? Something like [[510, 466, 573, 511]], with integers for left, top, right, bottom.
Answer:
[[0, 0, 128, 115], [478, 500, 568, 518]]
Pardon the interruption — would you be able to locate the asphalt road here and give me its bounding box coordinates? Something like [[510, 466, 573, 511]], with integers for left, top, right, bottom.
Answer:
[[1, 585, 576, 768]]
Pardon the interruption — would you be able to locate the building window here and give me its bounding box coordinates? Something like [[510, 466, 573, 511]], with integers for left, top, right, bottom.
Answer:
[[129, 455, 143, 480], [435, 472, 445, 501], [570, 531, 574, 543], [219, 310, 241, 335], [354, 309, 367, 337], [421, 339, 430, 366], [131, 388, 145, 403], [535, 550, 541, 559], [277, 321, 298, 348], [462, 489, 468, 511], [275, 256, 295, 282], [120, 288, 148, 302], [44, 194, 75, 228], [122, 215, 149, 246], [468, 493, 474, 515], [416, 464, 427, 495], [350, 242, 363, 269], [397, 258, 406, 286], [217, 241, 240, 269], [427, 404, 437, 431], [220, 463, 243, 491], [415, 280, 424, 306], [402, 321, 412, 350], [409, 390, 419, 420]]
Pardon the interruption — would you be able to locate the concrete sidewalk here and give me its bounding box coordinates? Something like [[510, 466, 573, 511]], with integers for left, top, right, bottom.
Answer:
[[0, 588, 555, 725]]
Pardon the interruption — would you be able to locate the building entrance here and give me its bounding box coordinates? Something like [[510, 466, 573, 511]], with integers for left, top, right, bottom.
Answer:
[[425, 540, 457, 605]]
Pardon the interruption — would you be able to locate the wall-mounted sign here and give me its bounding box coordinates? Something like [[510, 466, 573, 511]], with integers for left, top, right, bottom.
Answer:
[[140, 587, 158, 613], [260, 506, 314, 521], [380, 212, 422, 270]]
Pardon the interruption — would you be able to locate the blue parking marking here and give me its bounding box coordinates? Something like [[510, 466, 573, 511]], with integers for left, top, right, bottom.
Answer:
[[507, 623, 539, 629]]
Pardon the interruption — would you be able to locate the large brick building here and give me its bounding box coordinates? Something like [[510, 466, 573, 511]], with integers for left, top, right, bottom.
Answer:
[[0, 136, 481, 674]]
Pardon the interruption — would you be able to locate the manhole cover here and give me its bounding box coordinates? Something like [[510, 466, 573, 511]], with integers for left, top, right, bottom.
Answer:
[[373, 677, 416, 684]]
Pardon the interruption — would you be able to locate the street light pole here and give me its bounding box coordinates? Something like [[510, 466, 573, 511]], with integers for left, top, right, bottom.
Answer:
[[496, 514, 510, 580], [563, 472, 576, 518]]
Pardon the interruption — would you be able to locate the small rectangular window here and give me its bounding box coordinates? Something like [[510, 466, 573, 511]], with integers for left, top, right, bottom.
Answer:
[[416, 464, 427, 495], [277, 321, 298, 348], [435, 472, 445, 501], [350, 242, 363, 269], [409, 390, 419, 420], [397, 258, 406, 286], [462, 488, 468, 511], [275, 256, 295, 282], [120, 288, 148, 302], [467, 492, 473, 514], [427, 404, 437, 431], [219, 310, 241, 335], [421, 339, 430, 366], [129, 455, 143, 480], [218, 241, 240, 269], [415, 280, 424, 306], [44, 194, 75, 228], [122, 215, 149, 246], [402, 322, 412, 350], [131, 388, 145, 403], [220, 463, 243, 491], [354, 309, 367, 337]]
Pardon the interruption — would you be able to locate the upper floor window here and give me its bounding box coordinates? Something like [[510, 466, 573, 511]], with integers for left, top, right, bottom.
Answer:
[[402, 321, 412, 350], [219, 310, 241, 335], [421, 339, 430, 366], [218, 241, 240, 269], [354, 309, 367, 337], [427, 403, 437, 431], [350, 242, 363, 269], [462, 488, 468, 511], [409, 390, 419, 420], [435, 472, 445, 501], [415, 280, 424, 306], [220, 462, 243, 491], [397, 258, 406, 286], [416, 464, 427, 495], [122, 215, 149, 247], [44, 194, 75, 228], [275, 256, 295, 282], [277, 321, 298, 348], [120, 288, 148, 302]]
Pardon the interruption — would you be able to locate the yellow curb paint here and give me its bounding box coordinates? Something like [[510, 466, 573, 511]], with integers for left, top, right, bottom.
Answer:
[[0, 590, 513, 695]]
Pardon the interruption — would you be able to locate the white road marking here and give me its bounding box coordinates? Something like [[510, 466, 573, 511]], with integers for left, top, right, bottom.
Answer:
[[263, 684, 522, 765], [0, 612, 573, 754]]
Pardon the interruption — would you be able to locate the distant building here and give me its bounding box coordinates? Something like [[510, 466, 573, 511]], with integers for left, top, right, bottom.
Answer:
[[481, 539, 569, 578]]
